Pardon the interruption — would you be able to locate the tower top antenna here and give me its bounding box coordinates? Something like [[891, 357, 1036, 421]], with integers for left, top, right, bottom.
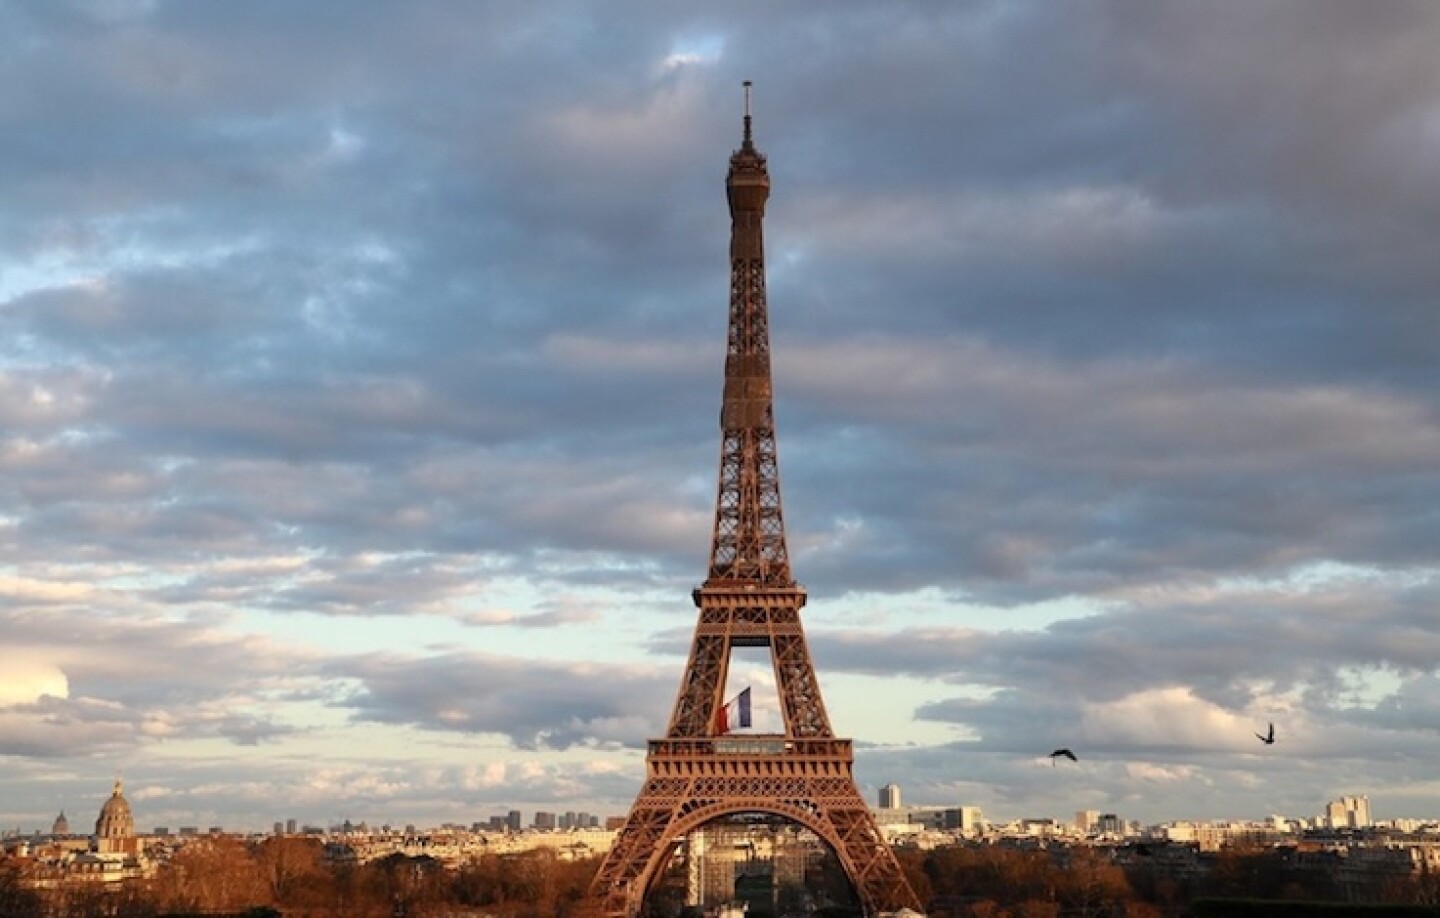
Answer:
[[742, 80, 753, 146]]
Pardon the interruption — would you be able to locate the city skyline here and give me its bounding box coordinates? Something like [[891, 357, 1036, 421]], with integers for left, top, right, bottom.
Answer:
[[4, 1, 1440, 832], [0, 778, 1403, 839]]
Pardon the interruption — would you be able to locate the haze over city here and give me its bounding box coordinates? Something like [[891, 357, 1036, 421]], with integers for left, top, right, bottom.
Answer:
[[3, 0, 1440, 835]]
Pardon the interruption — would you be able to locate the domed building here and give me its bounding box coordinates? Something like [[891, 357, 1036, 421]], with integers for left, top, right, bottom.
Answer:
[[52, 810, 70, 836], [94, 779, 136, 855]]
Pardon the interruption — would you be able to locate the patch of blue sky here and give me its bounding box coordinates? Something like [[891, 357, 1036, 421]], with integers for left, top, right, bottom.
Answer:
[[662, 34, 724, 71], [0, 251, 101, 306], [229, 579, 673, 664], [0, 223, 267, 307], [1332, 665, 1405, 711], [90, 567, 186, 592], [1219, 559, 1436, 593], [823, 673, 975, 746]]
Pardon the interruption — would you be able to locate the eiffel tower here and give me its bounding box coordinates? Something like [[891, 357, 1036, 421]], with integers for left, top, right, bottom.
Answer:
[[585, 85, 922, 918]]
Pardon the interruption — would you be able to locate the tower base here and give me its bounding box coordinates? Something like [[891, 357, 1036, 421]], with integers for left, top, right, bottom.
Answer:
[[586, 737, 921, 918]]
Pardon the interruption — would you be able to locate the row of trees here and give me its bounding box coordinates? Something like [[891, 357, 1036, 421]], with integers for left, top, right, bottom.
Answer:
[[900, 846, 1150, 918], [1, 837, 598, 917], [897, 843, 1440, 917], [5, 838, 1440, 917]]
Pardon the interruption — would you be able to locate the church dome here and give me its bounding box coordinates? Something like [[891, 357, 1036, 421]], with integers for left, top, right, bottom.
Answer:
[[95, 780, 134, 839], [52, 811, 69, 835]]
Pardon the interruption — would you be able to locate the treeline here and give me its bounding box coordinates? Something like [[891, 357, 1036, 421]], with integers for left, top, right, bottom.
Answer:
[[899, 845, 1154, 917], [896, 843, 1440, 917], [2, 837, 598, 917], [7, 838, 1440, 918]]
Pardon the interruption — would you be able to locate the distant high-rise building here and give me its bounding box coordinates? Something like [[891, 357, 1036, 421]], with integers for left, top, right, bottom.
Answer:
[[958, 806, 984, 835], [1325, 799, 1342, 826], [535, 811, 557, 830], [1076, 810, 1100, 834], [1325, 795, 1372, 828], [506, 810, 523, 831], [1097, 813, 1124, 836], [878, 784, 902, 809], [286, 818, 298, 834], [273, 822, 284, 836], [1353, 796, 1373, 827]]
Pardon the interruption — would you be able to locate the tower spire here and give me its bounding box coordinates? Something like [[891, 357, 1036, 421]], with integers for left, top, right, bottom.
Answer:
[[709, 81, 788, 586]]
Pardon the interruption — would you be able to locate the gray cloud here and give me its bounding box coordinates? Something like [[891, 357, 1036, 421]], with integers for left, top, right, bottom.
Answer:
[[327, 652, 673, 750], [811, 573, 1440, 703], [4, 0, 1440, 828]]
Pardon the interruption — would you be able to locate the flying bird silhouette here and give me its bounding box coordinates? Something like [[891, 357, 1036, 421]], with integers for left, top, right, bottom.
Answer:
[[1255, 722, 1275, 745], [1049, 748, 1078, 765]]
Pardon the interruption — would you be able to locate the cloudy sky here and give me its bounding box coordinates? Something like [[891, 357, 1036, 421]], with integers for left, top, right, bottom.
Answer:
[[4, 0, 1440, 834]]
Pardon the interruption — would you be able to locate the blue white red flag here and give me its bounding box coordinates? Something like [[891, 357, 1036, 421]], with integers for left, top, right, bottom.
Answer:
[[715, 687, 752, 734]]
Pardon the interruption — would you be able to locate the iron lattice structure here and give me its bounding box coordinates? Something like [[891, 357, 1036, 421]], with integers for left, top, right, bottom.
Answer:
[[586, 88, 922, 918]]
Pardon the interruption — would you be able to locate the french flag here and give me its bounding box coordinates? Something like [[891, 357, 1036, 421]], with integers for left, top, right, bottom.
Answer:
[[715, 687, 752, 734]]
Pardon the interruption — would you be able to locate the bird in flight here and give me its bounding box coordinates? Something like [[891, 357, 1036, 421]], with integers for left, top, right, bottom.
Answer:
[[1255, 723, 1275, 745], [1049, 748, 1078, 765]]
